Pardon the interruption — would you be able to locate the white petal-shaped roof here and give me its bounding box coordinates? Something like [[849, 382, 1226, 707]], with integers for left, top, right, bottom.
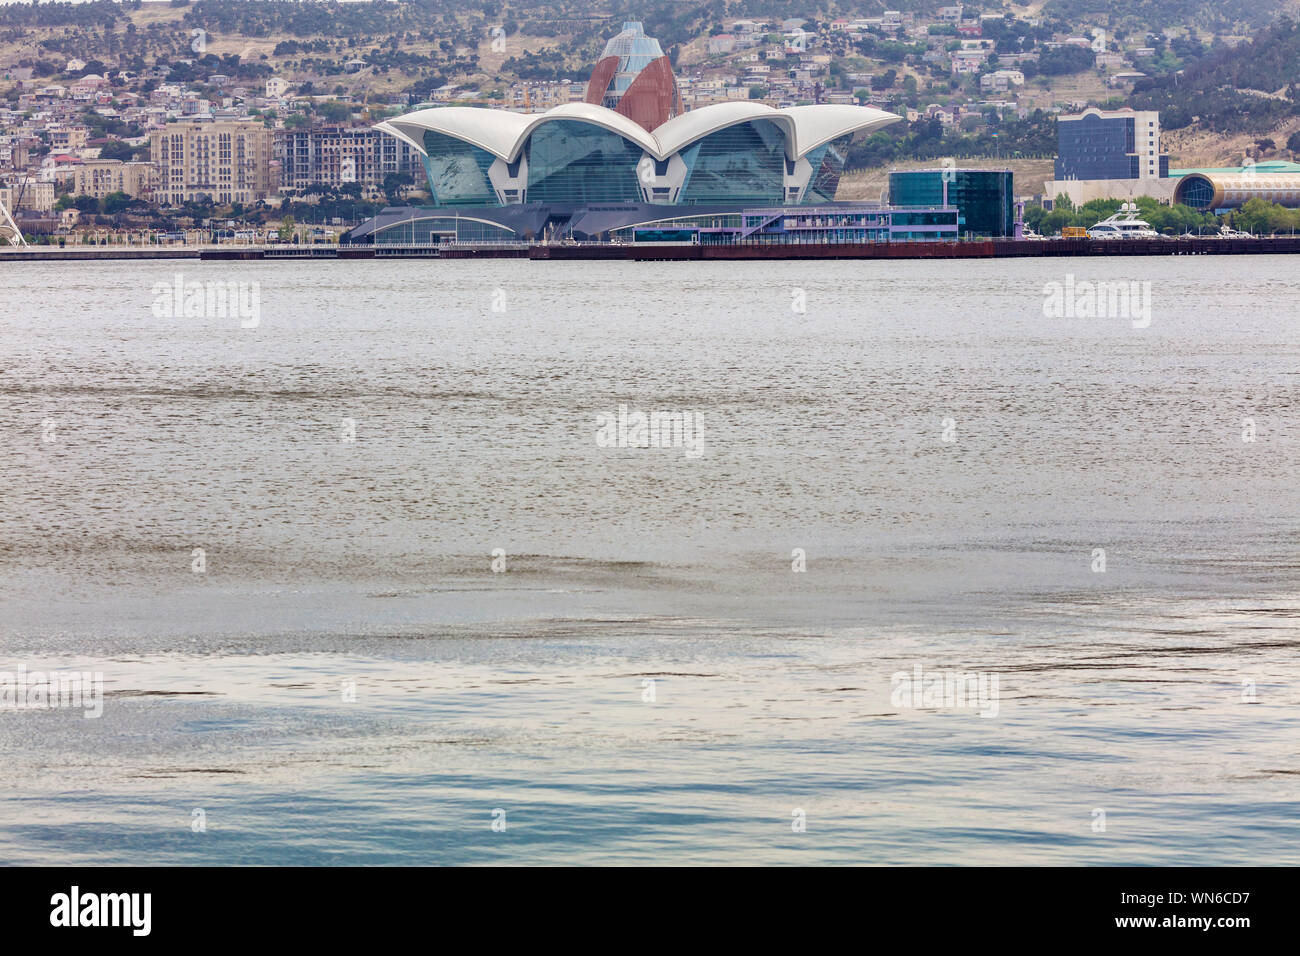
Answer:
[[384, 106, 531, 161], [378, 101, 899, 163], [653, 102, 796, 159], [372, 120, 424, 155], [511, 102, 660, 161], [780, 104, 899, 157]]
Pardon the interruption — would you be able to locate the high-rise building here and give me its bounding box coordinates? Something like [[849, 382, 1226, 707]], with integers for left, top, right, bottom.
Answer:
[[1054, 107, 1168, 182], [150, 118, 274, 205], [277, 126, 423, 194], [0, 179, 55, 213]]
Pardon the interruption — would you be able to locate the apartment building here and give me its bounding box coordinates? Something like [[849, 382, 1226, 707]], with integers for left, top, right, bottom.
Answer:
[[0, 179, 56, 212], [277, 126, 423, 194], [74, 159, 157, 199], [150, 118, 274, 205]]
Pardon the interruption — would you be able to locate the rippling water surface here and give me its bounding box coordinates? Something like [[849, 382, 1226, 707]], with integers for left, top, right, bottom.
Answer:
[[1, 256, 1297, 864]]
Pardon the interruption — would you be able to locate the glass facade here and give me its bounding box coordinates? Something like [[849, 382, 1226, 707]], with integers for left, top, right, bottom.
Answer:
[[1055, 113, 1137, 181], [372, 215, 517, 244], [585, 22, 680, 131], [678, 120, 788, 205], [802, 134, 853, 204], [1175, 175, 1216, 210], [525, 120, 644, 204], [422, 130, 497, 206], [598, 24, 665, 102], [605, 205, 955, 244], [889, 169, 1013, 238]]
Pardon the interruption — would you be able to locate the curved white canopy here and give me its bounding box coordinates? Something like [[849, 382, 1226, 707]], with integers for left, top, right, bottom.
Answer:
[[780, 104, 899, 157], [372, 120, 423, 156], [379, 101, 899, 162], [653, 102, 796, 159], [384, 106, 531, 161], [509, 102, 660, 162]]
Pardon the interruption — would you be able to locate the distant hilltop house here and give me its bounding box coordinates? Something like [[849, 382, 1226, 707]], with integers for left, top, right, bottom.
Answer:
[[48, 125, 89, 150], [265, 77, 289, 99], [65, 58, 86, 74], [1108, 71, 1147, 88], [707, 34, 736, 55], [70, 75, 107, 99], [950, 50, 988, 74], [980, 69, 1025, 91], [344, 59, 368, 74]]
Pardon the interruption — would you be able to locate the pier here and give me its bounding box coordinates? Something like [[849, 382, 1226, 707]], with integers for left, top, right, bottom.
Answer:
[[4, 236, 1300, 263]]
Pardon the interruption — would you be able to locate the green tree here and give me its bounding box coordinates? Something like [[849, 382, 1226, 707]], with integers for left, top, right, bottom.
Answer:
[[382, 171, 413, 205], [98, 139, 134, 162], [317, 100, 354, 123], [103, 191, 132, 214]]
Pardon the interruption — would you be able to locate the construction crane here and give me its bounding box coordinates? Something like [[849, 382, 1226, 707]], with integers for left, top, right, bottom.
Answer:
[[1, 140, 31, 248], [0, 192, 26, 247], [0, 168, 31, 247]]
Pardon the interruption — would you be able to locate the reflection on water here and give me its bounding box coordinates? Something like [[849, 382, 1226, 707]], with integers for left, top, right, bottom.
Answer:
[[1, 257, 1297, 864]]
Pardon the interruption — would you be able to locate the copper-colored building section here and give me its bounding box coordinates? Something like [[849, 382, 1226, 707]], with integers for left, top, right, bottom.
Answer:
[[585, 56, 620, 107], [613, 56, 678, 132]]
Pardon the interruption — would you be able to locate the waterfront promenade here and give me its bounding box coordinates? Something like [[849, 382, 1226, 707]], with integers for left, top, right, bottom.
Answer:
[[5, 235, 1300, 262]]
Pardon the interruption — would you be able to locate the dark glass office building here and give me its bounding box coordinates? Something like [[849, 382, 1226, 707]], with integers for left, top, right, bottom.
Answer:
[[1054, 108, 1169, 182], [888, 168, 1015, 238]]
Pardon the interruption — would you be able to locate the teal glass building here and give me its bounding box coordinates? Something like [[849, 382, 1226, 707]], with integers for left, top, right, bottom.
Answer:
[[888, 169, 1015, 238]]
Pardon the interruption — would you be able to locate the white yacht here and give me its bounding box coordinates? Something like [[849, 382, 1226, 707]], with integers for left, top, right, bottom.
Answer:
[[1216, 224, 1255, 239], [1087, 203, 1160, 239]]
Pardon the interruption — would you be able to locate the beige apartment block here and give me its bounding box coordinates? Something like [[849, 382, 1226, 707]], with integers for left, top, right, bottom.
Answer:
[[75, 159, 158, 199], [48, 126, 89, 150], [150, 119, 273, 205], [0, 179, 56, 212]]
